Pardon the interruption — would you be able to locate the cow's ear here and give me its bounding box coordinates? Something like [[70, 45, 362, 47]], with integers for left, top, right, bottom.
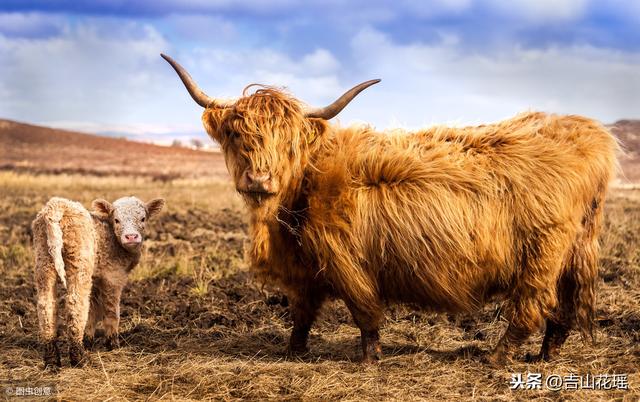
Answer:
[[306, 118, 329, 145], [92, 199, 113, 217], [145, 198, 165, 219]]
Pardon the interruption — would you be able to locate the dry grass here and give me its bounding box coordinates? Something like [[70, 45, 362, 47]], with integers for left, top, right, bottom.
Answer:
[[0, 171, 638, 401]]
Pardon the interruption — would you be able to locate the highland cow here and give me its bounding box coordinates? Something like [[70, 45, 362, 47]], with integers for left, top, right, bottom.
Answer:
[[32, 196, 164, 368], [163, 54, 618, 365]]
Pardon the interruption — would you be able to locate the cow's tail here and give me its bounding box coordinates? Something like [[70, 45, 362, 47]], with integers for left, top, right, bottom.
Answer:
[[568, 196, 603, 343], [44, 209, 67, 289]]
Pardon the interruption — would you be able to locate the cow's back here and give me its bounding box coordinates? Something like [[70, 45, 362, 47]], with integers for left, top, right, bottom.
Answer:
[[302, 112, 617, 312]]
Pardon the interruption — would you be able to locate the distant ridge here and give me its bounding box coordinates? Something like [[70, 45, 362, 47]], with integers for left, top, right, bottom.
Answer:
[[608, 119, 640, 183], [0, 119, 227, 179]]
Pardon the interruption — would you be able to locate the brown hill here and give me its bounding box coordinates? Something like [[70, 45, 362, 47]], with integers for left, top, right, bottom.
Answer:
[[608, 120, 640, 183], [0, 119, 227, 179]]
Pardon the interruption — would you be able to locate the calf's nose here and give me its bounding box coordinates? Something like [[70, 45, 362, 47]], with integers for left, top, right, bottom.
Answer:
[[124, 233, 139, 242]]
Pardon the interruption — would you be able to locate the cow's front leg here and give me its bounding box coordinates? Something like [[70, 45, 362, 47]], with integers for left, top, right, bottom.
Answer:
[[287, 289, 327, 356], [345, 301, 383, 363]]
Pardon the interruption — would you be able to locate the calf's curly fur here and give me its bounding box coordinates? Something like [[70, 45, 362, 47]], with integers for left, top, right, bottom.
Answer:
[[32, 196, 164, 368]]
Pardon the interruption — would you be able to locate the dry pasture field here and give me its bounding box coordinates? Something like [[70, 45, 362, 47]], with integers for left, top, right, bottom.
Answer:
[[0, 120, 639, 401], [0, 172, 638, 401]]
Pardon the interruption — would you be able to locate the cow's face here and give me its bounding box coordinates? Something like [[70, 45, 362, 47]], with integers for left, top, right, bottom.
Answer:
[[202, 89, 322, 212], [161, 53, 378, 214], [92, 197, 165, 252]]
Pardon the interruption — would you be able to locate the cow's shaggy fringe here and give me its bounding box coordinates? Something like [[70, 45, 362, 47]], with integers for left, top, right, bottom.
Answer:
[[201, 87, 618, 364]]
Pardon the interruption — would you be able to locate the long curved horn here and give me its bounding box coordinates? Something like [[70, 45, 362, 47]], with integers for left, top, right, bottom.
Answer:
[[161, 53, 233, 109], [303, 79, 381, 120]]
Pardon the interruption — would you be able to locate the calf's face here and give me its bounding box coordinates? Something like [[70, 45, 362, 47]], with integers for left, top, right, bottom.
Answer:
[[92, 196, 165, 251]]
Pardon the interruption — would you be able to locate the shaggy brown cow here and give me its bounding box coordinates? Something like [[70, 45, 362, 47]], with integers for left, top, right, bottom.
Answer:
[[162, 54, 618, 365]]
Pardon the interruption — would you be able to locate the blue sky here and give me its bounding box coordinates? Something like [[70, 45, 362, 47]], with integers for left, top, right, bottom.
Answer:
[[1, 0, 639, 144]]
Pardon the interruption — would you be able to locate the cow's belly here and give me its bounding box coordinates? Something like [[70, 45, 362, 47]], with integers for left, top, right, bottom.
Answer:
[[376, 257, 514, 314]]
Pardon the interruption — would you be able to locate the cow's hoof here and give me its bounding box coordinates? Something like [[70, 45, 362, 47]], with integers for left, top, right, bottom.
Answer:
[[361, 343, 383, 364], [361, 355, 382, 364], [43, 340, 61, 370], [69, 341, 87, 367], [481, 351, 508, 368], [286, 344, 309, 358], [525, 352, 552, 363]]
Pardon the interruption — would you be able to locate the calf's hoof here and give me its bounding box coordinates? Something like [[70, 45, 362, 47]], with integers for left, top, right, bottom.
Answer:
[[43, 340, 61, 369], [83, 336, 96, 350], [69, 341, 87, 367], [105, 334, 120, 351]]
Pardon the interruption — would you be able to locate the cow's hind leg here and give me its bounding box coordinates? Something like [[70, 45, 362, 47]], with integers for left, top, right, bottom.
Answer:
[[529, 268, 576, 362], [287, 287, 327, 356], [488, 233, 572, 366], [532, 212, 600, 362]]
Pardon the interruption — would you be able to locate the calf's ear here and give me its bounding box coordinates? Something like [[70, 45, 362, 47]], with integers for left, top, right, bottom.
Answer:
[[92, 199, 113, 216], [146, 198, 165, 219]]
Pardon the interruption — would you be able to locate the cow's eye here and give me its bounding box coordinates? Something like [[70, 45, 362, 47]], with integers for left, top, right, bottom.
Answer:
[[114, 219, 120, 224], [141, 217, 146, 222]]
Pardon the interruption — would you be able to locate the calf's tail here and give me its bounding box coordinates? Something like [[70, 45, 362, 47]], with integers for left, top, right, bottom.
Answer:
[[44, 210, 67, 289]]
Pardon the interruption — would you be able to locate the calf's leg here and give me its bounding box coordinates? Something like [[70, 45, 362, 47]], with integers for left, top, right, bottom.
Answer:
[[101, 281, 124, 350], [35, 262, 60, 368], [65, 262, 94, 367], [83, 285, 105, 349]]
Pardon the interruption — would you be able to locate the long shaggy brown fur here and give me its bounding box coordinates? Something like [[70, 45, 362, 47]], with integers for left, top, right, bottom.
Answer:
[[201, 87, 618, 364]]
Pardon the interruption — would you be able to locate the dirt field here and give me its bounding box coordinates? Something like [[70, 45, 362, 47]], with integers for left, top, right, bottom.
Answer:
[[1, 118, 639, 400], [0, 170, 638, 401]]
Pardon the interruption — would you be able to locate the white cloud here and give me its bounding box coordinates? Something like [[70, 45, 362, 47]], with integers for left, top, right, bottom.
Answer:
[[185, 46, 344, 101], [0, 15, 638, 144], [0, 20, 174, 127], [344, 27, 640, 128], [0, 17, 348, 140]]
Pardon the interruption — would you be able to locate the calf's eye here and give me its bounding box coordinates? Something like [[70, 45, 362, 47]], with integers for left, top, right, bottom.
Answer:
[[115, 219, 120, 224], [141, 217, 146, 222]]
